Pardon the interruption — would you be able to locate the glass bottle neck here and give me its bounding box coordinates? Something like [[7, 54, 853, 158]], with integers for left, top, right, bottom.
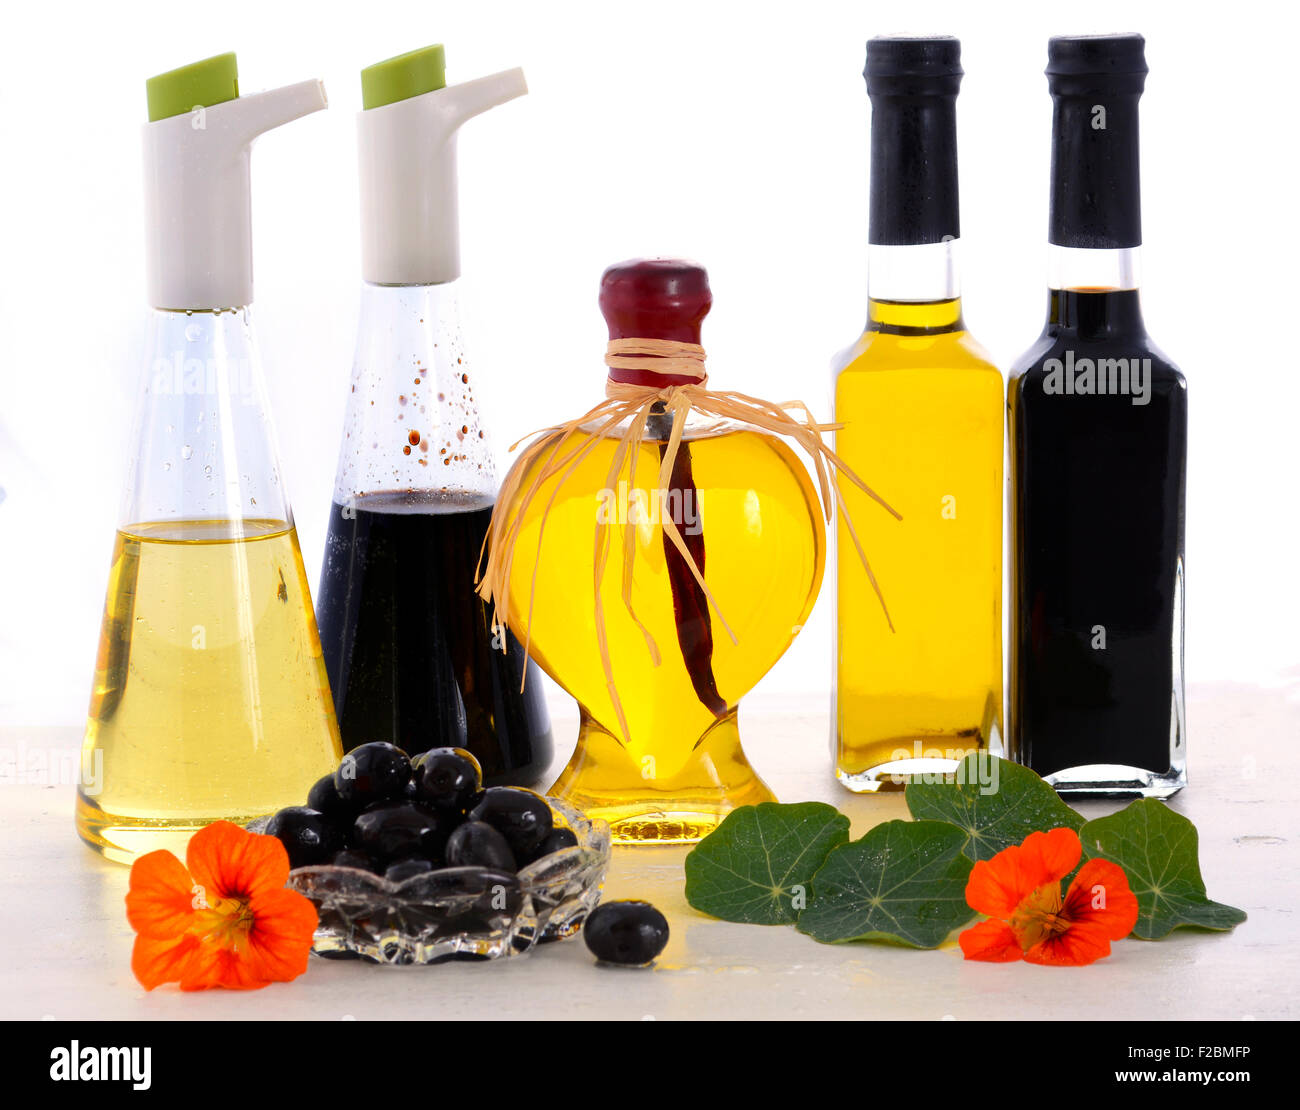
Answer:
[[352, 280, 468, 384], [124, 306, 292, 531], [356, 279, 458, 329], [1047, 245, 1141, 293], [867, 240, 963, 333], [1044, 246, 1146, 338], [336, 278, 497, 506], [868, 240, 960, 302], [1048, 88, 1143, 252]]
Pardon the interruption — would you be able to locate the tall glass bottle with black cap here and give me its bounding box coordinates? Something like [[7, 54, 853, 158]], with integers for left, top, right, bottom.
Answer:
[[1008, 34, 1187, 796], [833, 37, 1004, 790]]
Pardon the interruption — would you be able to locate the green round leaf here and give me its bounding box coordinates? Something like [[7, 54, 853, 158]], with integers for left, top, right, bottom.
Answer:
[[1081, 800, 1247, 939], [684, 802, 851, 925], [797, 820, 976, 948], [905, 753, 1084, 861]]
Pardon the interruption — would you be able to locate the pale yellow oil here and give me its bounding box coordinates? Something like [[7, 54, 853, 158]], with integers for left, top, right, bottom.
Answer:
[[501, 427, 824, 841], [76, 519, 342, 863], [834, 298, 1003, 789]]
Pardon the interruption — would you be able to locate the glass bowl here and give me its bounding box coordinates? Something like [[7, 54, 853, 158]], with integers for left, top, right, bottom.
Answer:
[[248, 799, 610, 964]]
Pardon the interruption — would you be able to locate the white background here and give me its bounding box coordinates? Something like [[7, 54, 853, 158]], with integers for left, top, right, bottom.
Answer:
[[1, 0, 1295, 726]]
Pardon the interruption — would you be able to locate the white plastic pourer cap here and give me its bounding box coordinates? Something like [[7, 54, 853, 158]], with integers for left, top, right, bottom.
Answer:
[[357, 52, 527, 286], [142, 55, 327, 310]]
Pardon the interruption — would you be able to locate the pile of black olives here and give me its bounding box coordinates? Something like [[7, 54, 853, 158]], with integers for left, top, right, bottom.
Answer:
[[265, 742, 579, 882]]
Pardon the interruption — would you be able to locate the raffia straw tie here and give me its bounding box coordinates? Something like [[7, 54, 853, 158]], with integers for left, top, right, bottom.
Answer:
[[604, 338, 709, 382], [476, 337, 901, 746]]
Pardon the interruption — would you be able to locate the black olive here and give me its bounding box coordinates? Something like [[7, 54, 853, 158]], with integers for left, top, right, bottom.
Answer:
[[330, 848, 381, 873], [411, 748, 483, 813], [466, 787, 553, 859], [265, 806, 341, 869], [334, 742, 411, 807], [384, 858, 435, 883], [583, 901, 670, 966], [352, 801, 449, 863], [307, 773, 354, 822], [529, 826, 578, 863], [445, 821, 517, 872]]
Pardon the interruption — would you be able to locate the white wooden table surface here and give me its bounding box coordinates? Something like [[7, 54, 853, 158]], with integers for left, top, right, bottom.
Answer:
[[2, 681, 1295, 1021]]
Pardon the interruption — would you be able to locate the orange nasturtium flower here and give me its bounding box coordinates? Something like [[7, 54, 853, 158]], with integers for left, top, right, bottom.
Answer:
[[959, 827, 1138, 967], [125, 821, 317, 991]]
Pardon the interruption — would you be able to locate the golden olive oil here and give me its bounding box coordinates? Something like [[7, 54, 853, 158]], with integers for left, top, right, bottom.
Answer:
[[76, 519, 342, 863], [501, 427, 825, 841], [834, 298, 1003, 788]]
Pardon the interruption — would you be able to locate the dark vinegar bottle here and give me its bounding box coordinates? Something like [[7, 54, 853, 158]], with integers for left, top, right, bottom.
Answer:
[[316, 48, 552, 785], [1008, 34, 1187, 796]]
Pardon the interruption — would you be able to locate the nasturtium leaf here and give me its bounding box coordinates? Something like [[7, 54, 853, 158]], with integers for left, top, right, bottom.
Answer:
[[1080, 800, 1247, 940], [904, 753, 1084, 861], [684, 802, 851, 925], [796, 820, 975, 948]]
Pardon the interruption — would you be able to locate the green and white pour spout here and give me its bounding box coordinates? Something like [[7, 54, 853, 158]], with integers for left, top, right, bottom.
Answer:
[[356, 45, 527, 286], [142, 53, 327, 311]]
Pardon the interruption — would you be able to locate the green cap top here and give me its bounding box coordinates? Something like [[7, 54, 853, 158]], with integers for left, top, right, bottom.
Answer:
[[361, 44, 446, 110], [146, 52, 239, 122]]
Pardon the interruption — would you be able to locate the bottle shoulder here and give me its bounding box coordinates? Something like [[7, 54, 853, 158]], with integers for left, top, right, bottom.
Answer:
[[503, 418, 820, 501], [333, 283, 498, 503], [1010, 328, 1185, 393], [834, 326, 1003, 379]]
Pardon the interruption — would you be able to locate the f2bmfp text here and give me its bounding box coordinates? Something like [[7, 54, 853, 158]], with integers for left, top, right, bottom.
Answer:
[[1129, 1047, 1251, 1060]]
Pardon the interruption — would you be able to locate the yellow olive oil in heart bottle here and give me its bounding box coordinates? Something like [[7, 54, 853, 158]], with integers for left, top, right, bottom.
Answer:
[[481, 260, 837, 843]]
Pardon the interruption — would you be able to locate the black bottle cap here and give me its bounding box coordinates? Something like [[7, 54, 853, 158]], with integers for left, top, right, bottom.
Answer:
[[1046, 34, 1147, 249], [1047, 33, 1148, 89], [864, 35, 962, 94], [864, 36, 962, 246]]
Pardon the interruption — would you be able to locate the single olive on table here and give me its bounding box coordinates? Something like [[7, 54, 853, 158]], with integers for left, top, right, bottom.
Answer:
[[583, 900, 670, 967]]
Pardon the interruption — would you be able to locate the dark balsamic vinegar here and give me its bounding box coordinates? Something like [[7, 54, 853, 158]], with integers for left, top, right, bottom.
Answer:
[[1009, 290, 1186, 780], [1008, 34, 1187, 794], [316, 490, 553, 786]]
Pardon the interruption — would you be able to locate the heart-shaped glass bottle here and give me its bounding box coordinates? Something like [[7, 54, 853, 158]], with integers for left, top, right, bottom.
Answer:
[[490, 261, 826, 843]]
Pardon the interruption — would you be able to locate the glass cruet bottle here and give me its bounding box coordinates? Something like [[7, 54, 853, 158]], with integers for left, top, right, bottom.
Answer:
[[1008, 34, 1187, 796], [315, 45, 553, 783], [491, 260, 827, 843], [833, 37, 1004, 791], [76, 54, 342, 864]]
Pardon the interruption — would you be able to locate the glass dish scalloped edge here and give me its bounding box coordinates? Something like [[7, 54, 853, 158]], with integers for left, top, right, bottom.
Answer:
[[247, 799, 610, 965]]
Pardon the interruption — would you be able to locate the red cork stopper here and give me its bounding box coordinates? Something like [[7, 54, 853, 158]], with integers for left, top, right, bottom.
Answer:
[[600, 259, 711, 388], [600, 259, 711, 343]]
